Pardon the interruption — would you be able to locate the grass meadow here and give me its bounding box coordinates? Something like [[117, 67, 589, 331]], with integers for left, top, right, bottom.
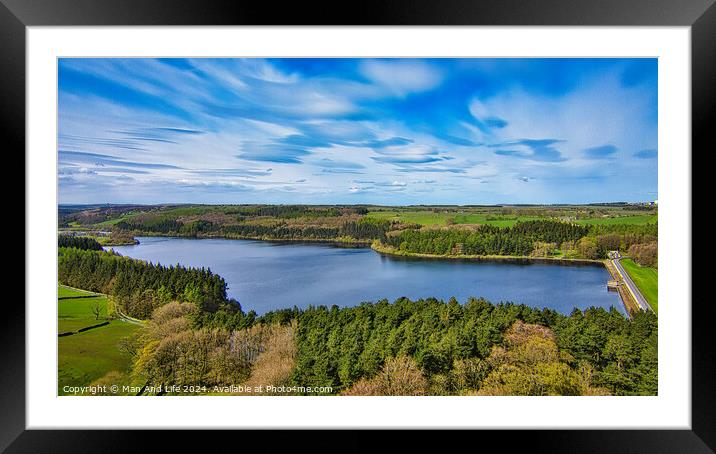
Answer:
[[574, 215, 658, 226], [621, 259, 658, 313], [366, 209, 657, 228], [58, 285, 140, 395]]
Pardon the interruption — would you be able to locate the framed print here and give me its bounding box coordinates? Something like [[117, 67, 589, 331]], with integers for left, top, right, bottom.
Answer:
[[6, 0, 711, 451]]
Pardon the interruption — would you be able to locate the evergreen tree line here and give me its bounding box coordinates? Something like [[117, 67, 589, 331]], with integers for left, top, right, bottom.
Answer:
[[116, 218, 184, 233], [280, 298, 656, 396], [188, 294, 656, 395], [58, 247, 232, 319], [115, 215, 394, 242], [117, 218, 224, 236], [385, 228, 534, 256], [383, 220, 656, 259], [225, 219, 394, 241], [58, 235, 103, 251], [233, 205, 342, 219], [223, 223, 341, 240], [340, 218, 393, 241], [383, 220, 587, 256], [510, 220, 589, 243]]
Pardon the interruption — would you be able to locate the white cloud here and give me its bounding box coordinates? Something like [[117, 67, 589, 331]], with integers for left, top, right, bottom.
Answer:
[[242, 119, 300, 137], [360, 60, 443, 96], [242, 59, 299, 84], [300, 91, 354, 115]]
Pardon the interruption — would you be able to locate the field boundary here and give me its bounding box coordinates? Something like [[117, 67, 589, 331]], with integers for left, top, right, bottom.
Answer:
[[77, 321, 110, 332], [58, 295, 100, 300], [58, 283, 101, 296], [58, 320, 112, 337]]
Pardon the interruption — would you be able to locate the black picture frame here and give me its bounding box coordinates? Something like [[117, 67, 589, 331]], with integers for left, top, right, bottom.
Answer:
[[5, 0, 710, 451]]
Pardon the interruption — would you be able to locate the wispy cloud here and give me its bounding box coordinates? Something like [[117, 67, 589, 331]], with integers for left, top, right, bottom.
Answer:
[[360, 59, 443, 97], [59, 150, 182, 169], [491, 139, 567, 162], [236, 144, 311, 164], [315, 158, 365, 170], [190, 168, 273, 177], [469, 99, 510, 134]]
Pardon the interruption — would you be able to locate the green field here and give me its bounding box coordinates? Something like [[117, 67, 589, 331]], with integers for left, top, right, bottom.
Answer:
[[365, 210, 449, 225], [366, 210, 657, 228], [58, 285, 140, 395], [621, 259, 658, 313], [365, 210, 543, 227], [59, 286, 108, 330], [58, 321, 139, 394], [59, 294, 110, 333], [93, 217, 128, 227], [574, 214, 658, 226], [451, 214, 544, 227], [58, 285, 98, 299]]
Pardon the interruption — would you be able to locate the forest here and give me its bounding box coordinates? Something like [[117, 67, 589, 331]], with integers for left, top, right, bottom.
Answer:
[[58, 247, 234, 319], [115, 215, 394, 243], [287, 298, 657, 396], [58, 239, 657, 396], [382, 220, 588, 256], [379, 220, 656, 263], [58, 235, 103, 251]]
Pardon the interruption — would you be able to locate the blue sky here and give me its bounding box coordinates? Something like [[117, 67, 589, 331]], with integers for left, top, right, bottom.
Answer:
[[58, 58, 657, 205]]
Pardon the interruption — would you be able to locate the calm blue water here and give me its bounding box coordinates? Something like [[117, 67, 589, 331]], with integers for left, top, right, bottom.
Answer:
[[109, 236, 624, 315]]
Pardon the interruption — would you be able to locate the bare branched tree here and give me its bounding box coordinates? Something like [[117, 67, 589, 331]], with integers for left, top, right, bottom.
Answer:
[[90, 300, 102, 320]]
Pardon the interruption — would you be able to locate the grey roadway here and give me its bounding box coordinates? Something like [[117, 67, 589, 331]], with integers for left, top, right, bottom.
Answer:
[[612, 257, 653, 312]]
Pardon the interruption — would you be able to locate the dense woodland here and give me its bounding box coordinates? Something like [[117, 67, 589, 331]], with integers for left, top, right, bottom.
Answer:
[[115, 216, 394, 243], [58, 247, 234, 319], [58, 235, 103, 251], [627, 242, 658, 268], [287, 299, 657, 396], [92, 293, 658, 396], [382, 220, 588, 256]]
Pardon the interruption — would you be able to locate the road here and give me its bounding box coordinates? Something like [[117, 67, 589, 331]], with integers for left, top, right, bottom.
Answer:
[[612, 257, 653, 312]]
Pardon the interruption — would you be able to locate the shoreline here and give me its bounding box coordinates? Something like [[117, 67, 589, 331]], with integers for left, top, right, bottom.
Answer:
[[103, 232, 616, 266], [369, 241, 607, 267], [60, 228, 371, 247], [58, 229, 140, 246], [107, 232, 606, 266], [103, 232, 373, 248], [159, 233, 369, 247]]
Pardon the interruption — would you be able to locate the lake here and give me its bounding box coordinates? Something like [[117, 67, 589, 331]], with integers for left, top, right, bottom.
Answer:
[[109, 236, 625, 315]]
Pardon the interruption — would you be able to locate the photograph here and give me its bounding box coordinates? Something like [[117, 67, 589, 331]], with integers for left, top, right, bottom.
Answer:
[[55, 57, 659, 397]]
